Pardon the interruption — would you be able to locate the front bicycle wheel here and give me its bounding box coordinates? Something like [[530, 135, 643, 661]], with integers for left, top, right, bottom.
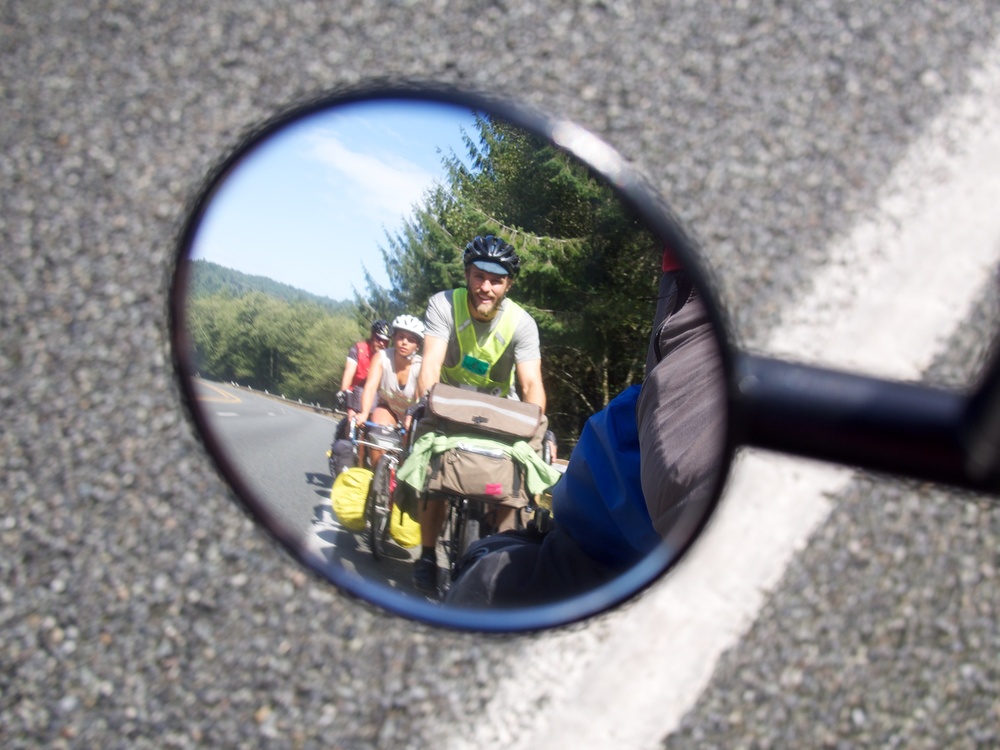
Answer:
[[441, 497, 467, 578], [459, 516, 480, 559], [367, 457, 393, 560]]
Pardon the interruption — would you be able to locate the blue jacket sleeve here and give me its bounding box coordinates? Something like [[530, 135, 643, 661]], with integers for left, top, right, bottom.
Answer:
[[551, 385, 661, 569]]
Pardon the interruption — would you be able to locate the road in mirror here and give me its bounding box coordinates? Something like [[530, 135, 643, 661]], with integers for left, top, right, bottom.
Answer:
[[174, 95, 729, 626]]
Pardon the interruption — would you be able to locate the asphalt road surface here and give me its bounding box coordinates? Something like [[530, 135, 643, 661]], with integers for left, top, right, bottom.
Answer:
[[192, 379, 336, 538], [191, 379, 425, 598], [5, 4, 1000, 749]]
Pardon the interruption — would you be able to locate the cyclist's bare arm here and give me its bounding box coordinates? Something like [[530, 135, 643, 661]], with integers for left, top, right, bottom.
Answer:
[[355, 353, 383, 425], [516, 358, 546, 412], [340, 356, 358, 393], [416, 334, 448, 398]]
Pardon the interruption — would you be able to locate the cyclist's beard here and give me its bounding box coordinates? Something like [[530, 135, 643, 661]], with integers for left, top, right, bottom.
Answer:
[[469, 288, 506, 321]]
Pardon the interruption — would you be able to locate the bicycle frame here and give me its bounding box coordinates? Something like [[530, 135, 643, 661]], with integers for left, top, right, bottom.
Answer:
[[352, 421, 409, 560]]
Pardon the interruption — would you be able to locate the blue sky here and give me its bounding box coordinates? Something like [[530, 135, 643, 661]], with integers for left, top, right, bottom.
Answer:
[[190, 100, 478, 301]]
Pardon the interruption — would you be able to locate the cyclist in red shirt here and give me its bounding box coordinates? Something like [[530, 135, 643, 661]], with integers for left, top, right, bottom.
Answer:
[[336, 319, 391, 419]]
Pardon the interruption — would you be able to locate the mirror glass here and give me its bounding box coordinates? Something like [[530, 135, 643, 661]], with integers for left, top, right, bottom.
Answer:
[[171, 89, 732, 631]]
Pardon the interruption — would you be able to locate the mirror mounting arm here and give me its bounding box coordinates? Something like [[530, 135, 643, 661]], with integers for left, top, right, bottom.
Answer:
[[965, 348, 1000, 483], [733, 353, 998, 495]]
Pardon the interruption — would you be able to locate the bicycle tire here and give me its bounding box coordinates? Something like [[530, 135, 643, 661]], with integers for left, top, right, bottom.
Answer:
[[443, 497, 467, 575], [367, 457, 392, 560], [459, 517, 480, 559]]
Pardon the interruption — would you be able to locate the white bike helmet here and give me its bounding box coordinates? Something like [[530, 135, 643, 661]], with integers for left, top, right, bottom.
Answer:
[[391, 314, 425, 341]]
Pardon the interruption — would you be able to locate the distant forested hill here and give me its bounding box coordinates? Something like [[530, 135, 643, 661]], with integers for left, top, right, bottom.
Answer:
[[181, 259, 364, 406], [187, 259, 353, 314]]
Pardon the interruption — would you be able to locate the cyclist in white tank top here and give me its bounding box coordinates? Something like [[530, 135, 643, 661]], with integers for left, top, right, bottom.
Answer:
[[355, 315, 425, 465], [371, 344, 422, 420]]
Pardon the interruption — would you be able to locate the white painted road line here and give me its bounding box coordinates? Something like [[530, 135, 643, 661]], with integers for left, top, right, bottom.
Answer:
[[451, 34, 1000, 750]]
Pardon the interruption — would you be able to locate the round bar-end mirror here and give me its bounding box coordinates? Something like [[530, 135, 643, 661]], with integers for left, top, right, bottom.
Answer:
[[169, 84, 734, 631]]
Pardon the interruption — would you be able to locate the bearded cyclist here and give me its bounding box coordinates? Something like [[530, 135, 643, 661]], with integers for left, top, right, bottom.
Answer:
[[411, 235, 546, 594]]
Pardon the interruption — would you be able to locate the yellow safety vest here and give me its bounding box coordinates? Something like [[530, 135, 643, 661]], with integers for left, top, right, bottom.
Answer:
[[440, 288, 524, 397]]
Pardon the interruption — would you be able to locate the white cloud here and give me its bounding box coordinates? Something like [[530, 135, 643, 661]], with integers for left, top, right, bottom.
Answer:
[[307, 131, 438, 221]]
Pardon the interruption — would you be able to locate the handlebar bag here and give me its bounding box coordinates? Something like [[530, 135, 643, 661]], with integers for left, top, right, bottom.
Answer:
[[362, 422, 404, 451], [426, 383, 541, 441]]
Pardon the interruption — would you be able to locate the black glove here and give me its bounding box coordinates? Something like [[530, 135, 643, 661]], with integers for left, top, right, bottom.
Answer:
[[406, 396, 428, 420]]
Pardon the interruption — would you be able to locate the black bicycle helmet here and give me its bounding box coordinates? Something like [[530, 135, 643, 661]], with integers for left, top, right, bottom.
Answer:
[[463, 235, 520, 277], [370, 319, 391, 342]]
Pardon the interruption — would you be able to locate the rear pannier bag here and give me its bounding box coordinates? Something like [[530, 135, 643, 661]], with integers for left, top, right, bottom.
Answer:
[[330, 467, 372, 532], [329, 438, 355, 477], [389, 503, 421, 548]]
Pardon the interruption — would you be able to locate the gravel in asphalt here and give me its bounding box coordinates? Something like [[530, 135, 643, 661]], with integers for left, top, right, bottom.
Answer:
[[3, 3, 1000, 748]]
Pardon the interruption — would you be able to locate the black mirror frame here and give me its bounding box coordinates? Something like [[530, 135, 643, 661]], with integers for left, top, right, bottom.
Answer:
[[168, 81, 740, 632], [734, 349, 1000, 494]]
